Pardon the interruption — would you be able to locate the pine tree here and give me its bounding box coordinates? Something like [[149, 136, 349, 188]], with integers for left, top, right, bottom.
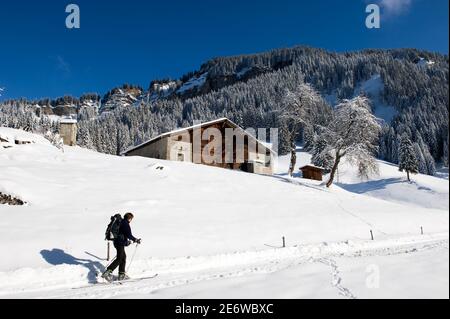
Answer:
[[0, 47, 447, 164], [78, 125, 94, 150], [44, 131, 64, 152], [443, 135, 449, 168], [423, 146, 436, 176], [414, 143, 427, 174], [399, 134, 419, 181]]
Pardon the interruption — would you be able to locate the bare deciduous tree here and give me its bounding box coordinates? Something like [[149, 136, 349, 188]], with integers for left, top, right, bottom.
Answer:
[[318, 96, 381, 188], [280, 83, 324, 177]]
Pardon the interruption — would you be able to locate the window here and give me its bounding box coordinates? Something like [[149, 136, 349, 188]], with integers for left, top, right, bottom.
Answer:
[[177, 153, 185, 162], [265, 155, 271, 167]]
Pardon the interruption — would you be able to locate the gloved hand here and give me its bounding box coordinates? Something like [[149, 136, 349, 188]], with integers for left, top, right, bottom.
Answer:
[[135, 238, 142, 244]]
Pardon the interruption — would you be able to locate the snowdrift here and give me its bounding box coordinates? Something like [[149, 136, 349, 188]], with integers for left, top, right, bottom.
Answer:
[[0, 128, 448, 297]]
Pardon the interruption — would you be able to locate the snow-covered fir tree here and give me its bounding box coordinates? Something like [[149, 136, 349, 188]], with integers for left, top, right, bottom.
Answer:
[[0, 47, 447, 172], [414, 142, 427, 175], [443, 135, 449, 168], [44, 131, 64, 152], [399, 134, 419, 181], [77, 124, 94, 150]]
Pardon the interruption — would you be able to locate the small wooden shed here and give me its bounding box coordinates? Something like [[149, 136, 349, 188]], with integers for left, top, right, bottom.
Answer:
[[14, 139, 33, 145], [299, 165, 325, 181]]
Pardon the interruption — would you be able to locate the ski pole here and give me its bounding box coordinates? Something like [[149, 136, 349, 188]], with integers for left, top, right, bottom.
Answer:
[[126, 243, 139, 274], [105, 256, 117, 269]]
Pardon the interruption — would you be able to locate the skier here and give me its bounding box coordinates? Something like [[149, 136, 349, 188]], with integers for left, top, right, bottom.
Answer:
[[102, 213, 141, 281]]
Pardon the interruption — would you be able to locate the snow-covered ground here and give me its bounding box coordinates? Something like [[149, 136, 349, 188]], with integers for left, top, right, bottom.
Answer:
[[353, 74, 397, 124], [0, 128, 448, 299], [323, 74, 398, 124], [177, 73, 208, 94], [277, 148, 449, 211]]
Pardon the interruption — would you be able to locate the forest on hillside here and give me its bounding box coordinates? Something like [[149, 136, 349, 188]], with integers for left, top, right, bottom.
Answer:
[[1, 47, 448, 174]]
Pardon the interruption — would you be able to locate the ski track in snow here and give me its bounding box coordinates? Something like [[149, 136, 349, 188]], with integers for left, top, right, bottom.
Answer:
[[2, 233, 447, 299], [334, 197, 389, 236]]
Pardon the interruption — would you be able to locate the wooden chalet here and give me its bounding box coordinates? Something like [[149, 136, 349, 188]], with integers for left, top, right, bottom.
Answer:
[[122, 118, 275, 175]]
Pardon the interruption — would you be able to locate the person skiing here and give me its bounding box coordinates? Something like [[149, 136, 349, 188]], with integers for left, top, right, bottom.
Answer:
[[102, 213, 141, 281]]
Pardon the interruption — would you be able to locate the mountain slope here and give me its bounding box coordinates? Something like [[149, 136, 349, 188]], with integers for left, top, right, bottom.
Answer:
[[0, 128, 448, 299], [1, 46, 448, 169]]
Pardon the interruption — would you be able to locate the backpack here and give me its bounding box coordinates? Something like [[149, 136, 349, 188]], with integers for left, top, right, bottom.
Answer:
[[105, 214, 123, 241]]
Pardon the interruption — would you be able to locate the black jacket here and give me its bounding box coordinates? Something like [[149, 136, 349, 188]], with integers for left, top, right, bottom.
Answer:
[[114, 219, 138, 247]]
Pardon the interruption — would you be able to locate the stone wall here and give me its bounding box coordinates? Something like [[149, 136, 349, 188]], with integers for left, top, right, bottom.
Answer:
[[60, 123, 77, 146], [126, 137, 169, 160]]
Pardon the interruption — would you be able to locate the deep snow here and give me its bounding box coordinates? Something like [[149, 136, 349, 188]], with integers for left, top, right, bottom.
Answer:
[[353, 74, 397, 124], [0, 128, 448, 298]]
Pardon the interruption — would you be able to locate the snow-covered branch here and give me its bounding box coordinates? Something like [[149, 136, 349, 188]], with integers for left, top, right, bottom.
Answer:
[[279, 83, 326, 176], [315, 96, 382, 187]]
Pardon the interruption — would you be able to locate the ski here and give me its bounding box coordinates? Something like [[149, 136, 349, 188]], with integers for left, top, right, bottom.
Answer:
[[112, 274, 159, 285], [71, 274, 158, 290]]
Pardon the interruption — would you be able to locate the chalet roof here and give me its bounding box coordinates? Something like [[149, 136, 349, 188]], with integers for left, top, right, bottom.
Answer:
[[299, 164, 325, 171], [122, 118, 276, 155]]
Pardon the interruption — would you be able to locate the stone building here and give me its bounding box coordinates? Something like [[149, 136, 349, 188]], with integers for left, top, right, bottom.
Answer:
[[59, 119, 78, 146]]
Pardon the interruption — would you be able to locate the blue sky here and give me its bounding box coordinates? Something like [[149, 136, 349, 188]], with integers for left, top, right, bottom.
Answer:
[[0, 0, 448, 100]]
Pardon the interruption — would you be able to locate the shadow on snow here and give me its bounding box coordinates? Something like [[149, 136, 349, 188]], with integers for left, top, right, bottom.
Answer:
[[336, 177, 434, 194], [40, 249, 105, 283]]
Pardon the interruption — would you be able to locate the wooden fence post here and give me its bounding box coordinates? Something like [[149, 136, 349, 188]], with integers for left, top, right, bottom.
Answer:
[[370, 230, 374, 241], [282, 236, 286, 248]]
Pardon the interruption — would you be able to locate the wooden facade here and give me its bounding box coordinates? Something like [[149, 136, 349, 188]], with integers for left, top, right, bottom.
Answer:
[[299, 165, 324, 181], [123, 118, 274, 175]]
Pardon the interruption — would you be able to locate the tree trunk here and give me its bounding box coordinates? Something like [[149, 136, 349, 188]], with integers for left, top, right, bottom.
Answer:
[[288, 138, 297, 177], [407, 170, 410, 182], [326, 154, 341, 188]]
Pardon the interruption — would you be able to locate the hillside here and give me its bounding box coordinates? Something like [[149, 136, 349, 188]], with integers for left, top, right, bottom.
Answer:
[[1, 47, 448, 171], [0, 128, 448, 298]]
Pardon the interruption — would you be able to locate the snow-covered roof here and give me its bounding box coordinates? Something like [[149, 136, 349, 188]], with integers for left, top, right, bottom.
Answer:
[[0, 131, 32, 144], [0, 134, 10, 142], [123, 118, 276, 155], [299, 164, 325, 171], [60, 119, 78, 124]]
